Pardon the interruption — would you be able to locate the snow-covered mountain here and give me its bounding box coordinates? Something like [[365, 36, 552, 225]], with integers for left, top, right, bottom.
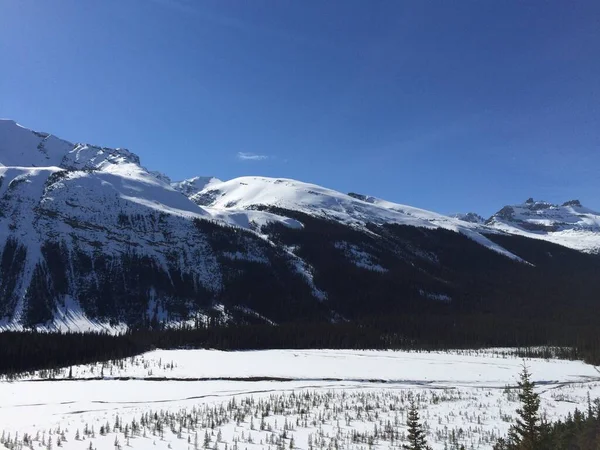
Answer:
[[1, 119, 599, 331], [192, 177, 532, 260], [0, 119, 312, 330], [193, 177, 600, 255], [485, 198, 600, 253]]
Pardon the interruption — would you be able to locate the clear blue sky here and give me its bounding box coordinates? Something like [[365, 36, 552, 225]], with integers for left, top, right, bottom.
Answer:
[[1, 0, 599, 216]]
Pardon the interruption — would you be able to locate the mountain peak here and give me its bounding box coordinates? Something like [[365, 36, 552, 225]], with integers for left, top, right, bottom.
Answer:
[[451, 212, 485, 224], [487, 198, 600, 243], [0, 119, 74, 167]]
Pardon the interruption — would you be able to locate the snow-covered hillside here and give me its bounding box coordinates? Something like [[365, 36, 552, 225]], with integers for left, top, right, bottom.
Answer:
[[0, 120, 317, 330], [193, 177, 600, 254], [1, 118, 599, 330], [192, 177, 525, 260], [195, 176, 467, 230]]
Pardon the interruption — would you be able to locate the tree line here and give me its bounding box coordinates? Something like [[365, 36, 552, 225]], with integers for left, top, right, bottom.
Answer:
[[2, 311, 600, 376]]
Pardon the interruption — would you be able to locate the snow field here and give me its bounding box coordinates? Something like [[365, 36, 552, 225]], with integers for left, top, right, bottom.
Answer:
[[6, 348, 599, 383], [1, 349, 599, 450]]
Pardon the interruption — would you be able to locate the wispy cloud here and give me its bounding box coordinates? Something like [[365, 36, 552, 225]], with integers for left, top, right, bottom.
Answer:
[[237, 152, 268, 161]]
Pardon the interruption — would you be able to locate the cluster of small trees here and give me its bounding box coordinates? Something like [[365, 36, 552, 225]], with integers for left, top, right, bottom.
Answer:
[[494, 366, 600, 450], [0, 387, 497, 450], [401, 364, 600, 450], [1, 355, 598, 449], [399, 364, 600, 450]]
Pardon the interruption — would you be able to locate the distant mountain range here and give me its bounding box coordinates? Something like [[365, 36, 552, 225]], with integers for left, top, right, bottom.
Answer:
[[1, 119, 599, 331]]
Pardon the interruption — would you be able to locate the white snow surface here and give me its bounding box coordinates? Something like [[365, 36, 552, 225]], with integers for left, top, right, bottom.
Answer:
[[14, 348, 599, 382], [1, 349, 599, 450], [194, 177, 526, 261]]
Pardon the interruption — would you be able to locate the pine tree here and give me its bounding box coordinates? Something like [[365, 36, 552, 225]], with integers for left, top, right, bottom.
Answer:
[[508, 364, 542, 450], [204, 430, 211, 448], [403, 400, 430, 450]]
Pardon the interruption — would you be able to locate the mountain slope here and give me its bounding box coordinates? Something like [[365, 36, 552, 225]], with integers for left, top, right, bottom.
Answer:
[[192, 176, 524, 261], [193, 177, 600, 255], [1, 119, 599, 331], [0, 120, 325, 330]]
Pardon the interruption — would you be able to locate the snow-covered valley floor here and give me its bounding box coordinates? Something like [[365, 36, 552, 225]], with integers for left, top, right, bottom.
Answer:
[[1, 349, 599, 450]]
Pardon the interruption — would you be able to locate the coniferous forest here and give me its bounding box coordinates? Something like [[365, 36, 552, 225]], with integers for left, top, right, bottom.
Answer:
[[2, 311, 600, 377]]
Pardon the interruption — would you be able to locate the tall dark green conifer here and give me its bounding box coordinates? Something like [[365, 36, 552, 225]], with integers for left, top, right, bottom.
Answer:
[[509, 364, 542, 449], [403, 399, 431, 450]]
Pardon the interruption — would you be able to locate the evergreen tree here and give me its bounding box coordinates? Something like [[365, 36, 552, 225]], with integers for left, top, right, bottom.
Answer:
[[496, 398, 600, 449], [508, 364, 542, 450], [403, 399, 430, 450]]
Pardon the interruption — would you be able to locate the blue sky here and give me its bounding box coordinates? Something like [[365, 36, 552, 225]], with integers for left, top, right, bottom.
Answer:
[[1, 0, 599, 216]]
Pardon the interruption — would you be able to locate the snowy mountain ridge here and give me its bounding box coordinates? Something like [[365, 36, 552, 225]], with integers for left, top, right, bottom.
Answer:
[[485, 198, 600, 253], [193, 177, 600, 254], [487, 197, 600, 232], [192, 176, 527, 260], [1, 119, 599, 330]]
